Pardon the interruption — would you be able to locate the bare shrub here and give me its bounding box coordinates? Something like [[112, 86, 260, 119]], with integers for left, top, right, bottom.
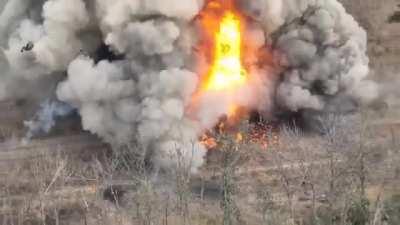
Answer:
[[132, 179, 159, 225], [217, 134, 243, 225], [173, 144, 196, 224]]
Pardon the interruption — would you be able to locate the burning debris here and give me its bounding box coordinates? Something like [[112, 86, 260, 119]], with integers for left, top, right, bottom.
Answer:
[[0, 0, 377, 172], [20, 41, 34, 53]]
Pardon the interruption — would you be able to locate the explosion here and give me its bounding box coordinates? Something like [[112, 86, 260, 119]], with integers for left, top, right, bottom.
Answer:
[[201, 2, 250, 121], [203, 11, 247, 92], [191, 0, 262, 128], [0, 0, 377, 172], [196, 0, 252, 149]]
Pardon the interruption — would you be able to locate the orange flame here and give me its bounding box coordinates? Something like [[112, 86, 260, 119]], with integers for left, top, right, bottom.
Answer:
[[192, 0, 248, 120], [200, 134, 218, 149], [203, 11, 247, 91], [193, 0, 278, 151]]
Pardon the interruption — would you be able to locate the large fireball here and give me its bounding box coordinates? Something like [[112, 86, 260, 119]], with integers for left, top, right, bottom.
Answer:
[[204, 11, 247, 91], [191, 0, 251, 121]]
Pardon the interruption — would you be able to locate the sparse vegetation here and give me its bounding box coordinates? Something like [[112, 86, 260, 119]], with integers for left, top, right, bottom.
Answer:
[[0, 109, 399, 225]]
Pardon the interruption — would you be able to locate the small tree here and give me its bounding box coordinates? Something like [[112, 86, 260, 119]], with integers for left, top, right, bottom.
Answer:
[[316, 114, 360, 224], [218, 134, 242, 225], [173, 144, 195, 224], [133, 179, 158, 225], [270, 126, 301, 225], [256, 187, 274, 225]]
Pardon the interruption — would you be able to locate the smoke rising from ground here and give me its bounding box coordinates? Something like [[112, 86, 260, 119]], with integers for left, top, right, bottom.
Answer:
[[24, 99, 75, 140], [0, 0, 377, 172]]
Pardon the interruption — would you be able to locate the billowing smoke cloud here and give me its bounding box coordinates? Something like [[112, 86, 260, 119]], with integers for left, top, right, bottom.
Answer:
[[240, 0, 378, 114], [0, 0, 377, 172]]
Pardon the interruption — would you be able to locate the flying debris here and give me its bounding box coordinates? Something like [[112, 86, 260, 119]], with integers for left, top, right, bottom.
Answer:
[[20, 41, 34, 53], [78, 49, 89, 57]]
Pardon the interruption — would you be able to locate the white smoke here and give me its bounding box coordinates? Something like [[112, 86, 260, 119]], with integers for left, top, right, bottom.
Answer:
[[240, 0, 378, 114], [24, 99, 75, 140], [58, 0, 206, 173], [0, 0, 377, 172]]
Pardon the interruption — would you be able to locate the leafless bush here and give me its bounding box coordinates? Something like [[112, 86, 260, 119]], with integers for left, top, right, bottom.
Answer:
[[173, 144, 196, 224], [132, 179, 159, 225], [217, 134, 243, 225]]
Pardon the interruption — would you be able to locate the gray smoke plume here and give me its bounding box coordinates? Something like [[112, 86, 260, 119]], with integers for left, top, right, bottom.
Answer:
[[239, 0, 378, 114], [24, 99, 75, 140], [0, 0, 377, 172]]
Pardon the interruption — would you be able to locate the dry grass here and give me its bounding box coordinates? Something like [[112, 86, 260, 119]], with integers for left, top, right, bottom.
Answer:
[[0, 113, 398, 225]]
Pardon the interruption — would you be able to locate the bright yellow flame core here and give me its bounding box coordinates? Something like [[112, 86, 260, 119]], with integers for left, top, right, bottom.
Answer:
[[205, 12, 247, 91]]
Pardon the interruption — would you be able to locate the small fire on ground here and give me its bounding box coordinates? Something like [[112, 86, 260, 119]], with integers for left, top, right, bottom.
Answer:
[[200, 120, 280, 150]]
